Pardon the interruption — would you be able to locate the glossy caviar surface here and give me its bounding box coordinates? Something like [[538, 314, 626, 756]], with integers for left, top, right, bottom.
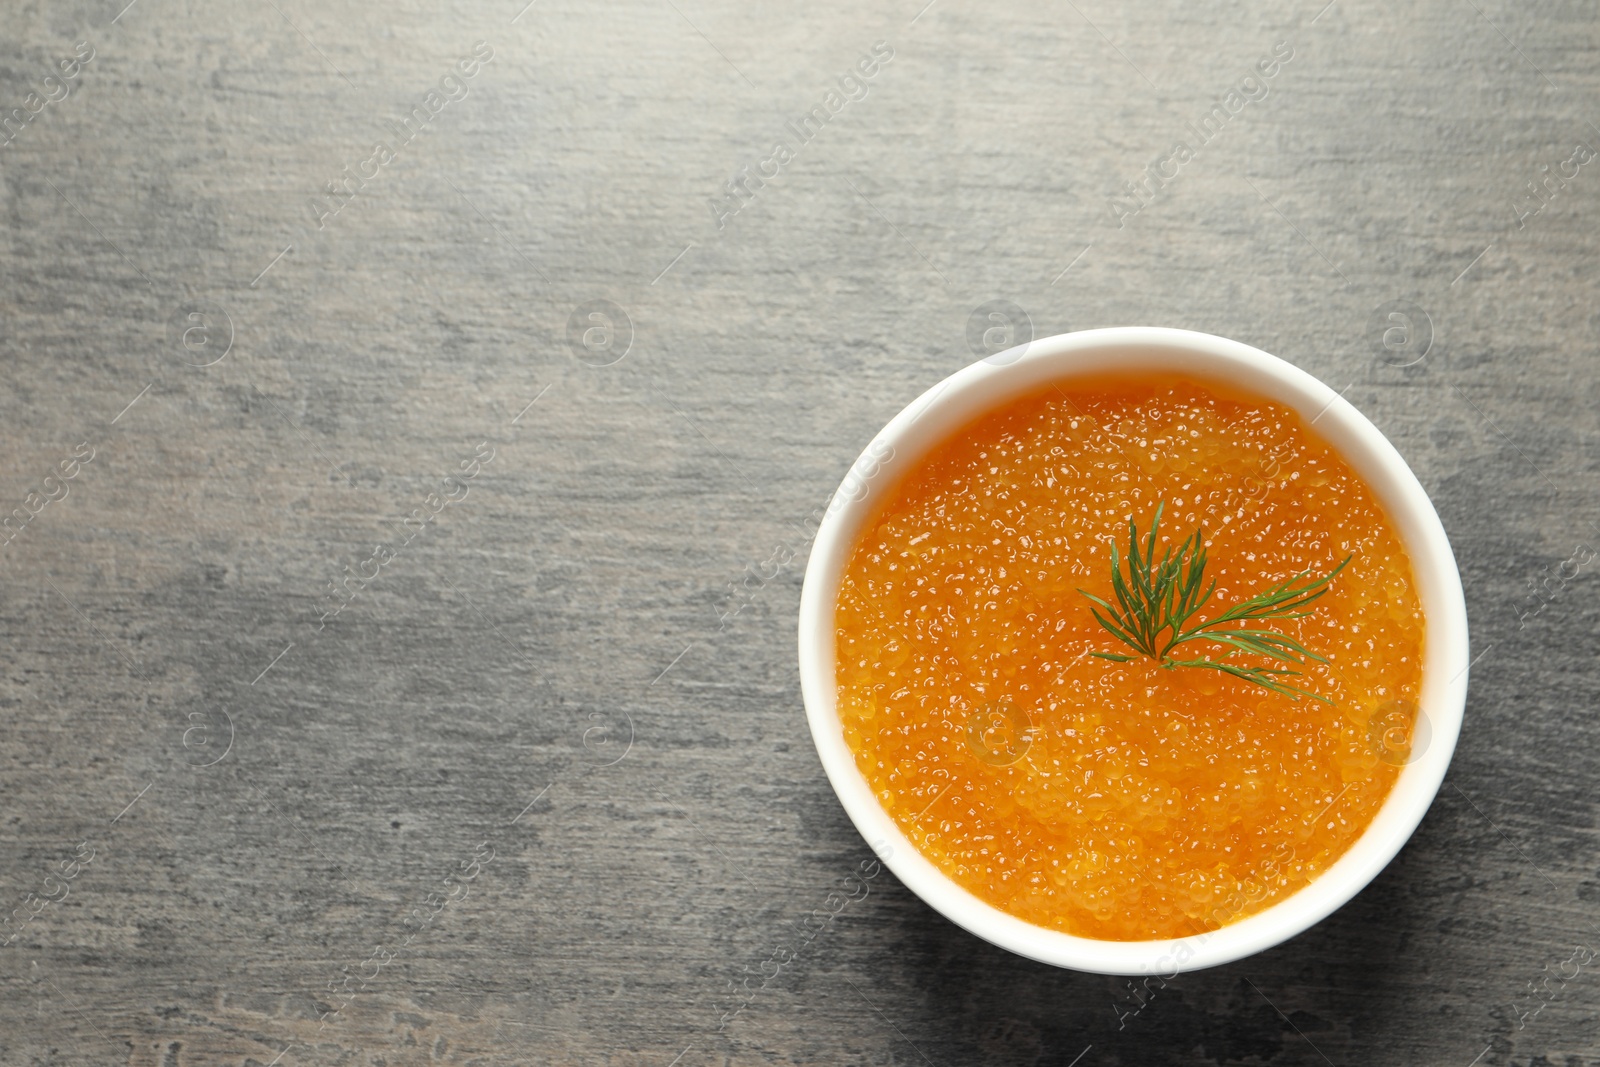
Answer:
[[835, 377, 1425, 941]]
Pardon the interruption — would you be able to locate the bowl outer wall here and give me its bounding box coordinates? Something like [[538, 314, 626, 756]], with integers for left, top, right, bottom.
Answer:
[[797, 328, 1469, 975]]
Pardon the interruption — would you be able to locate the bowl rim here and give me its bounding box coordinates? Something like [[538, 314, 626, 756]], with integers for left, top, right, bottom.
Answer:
[[797, 326, 1469, 975]]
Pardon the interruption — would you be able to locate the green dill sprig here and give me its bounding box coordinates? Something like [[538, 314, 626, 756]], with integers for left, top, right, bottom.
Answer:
[[1078, 501, 1350, 703]]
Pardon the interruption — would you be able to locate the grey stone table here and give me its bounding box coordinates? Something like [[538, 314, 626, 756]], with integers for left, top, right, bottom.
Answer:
[[1, 0, 1596, 1063]]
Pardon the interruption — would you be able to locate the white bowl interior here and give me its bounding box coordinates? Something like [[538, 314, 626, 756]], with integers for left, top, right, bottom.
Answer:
[[798, 327, 1469, 975]]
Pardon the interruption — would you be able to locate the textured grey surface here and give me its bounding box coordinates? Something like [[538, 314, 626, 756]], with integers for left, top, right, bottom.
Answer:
[[0, 0, 1597, 1064]]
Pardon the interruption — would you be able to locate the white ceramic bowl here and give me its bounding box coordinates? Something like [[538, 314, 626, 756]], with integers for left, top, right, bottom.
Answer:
[[798, 327, 1469, 975]]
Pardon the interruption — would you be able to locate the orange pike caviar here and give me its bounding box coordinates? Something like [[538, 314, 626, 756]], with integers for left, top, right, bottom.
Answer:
[[835, 377, 1425, 941]]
